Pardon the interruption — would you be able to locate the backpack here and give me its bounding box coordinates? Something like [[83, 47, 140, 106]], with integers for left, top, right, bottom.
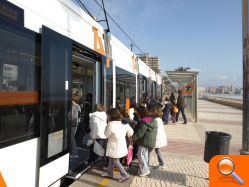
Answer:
[[173, 106, 179, 113]]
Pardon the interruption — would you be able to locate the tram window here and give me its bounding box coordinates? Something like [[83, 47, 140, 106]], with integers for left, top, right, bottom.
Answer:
[[137, 75, 147, 103], [147, 80, 152, 98], [103, 59, 113, 110], [116, 67, 136, 107], [0, 24, 41, 147], [157, 84, 162, 99]]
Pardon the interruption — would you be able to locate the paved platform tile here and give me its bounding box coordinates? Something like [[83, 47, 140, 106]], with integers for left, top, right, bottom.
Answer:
[[131, 158, 208, 187]]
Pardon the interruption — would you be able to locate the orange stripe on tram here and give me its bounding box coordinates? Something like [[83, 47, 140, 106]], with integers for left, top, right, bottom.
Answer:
[[106, 58, 111, 68], [92, 26, 105, 55], [0, 172, 7, 187], [125, 98, 130, 109], [0, 91, 38, 106]]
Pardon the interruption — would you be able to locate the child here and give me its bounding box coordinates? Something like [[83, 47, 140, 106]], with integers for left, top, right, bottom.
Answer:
[[104, 108, 134, 182], [133, 106, 157, 177], [88, 104, 107, 165], [120, 107, 134, 165], [162, 97, 171, 124], [148, 105, 167, 169], [120, 108, 133, 126]]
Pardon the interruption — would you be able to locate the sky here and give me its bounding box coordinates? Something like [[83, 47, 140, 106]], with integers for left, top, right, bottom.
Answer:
[[82, 0, 242, 87]]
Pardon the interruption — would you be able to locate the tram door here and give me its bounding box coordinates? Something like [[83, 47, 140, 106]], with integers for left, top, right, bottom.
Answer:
[[69, 47, 101, 174], [39, 26, 72, 186]]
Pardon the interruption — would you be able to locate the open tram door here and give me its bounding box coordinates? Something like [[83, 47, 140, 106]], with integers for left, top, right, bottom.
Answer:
[[67, 43, 102, 179], [39, 26, 103, 186], [39, 26, 72, 187]]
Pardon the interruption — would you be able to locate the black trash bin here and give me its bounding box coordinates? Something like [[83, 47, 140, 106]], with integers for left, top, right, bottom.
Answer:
[[204, 131, 232, 163]]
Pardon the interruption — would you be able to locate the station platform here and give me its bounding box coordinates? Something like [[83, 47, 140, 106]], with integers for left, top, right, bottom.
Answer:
[[69, 100, 242, 186]]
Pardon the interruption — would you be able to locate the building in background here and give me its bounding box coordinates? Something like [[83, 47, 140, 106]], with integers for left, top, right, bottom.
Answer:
[[138, 53, 161, 73], [205, 85, 242, 95]]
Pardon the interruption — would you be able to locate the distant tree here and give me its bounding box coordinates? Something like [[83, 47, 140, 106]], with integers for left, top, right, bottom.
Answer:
[[175, 66, 190, 71]]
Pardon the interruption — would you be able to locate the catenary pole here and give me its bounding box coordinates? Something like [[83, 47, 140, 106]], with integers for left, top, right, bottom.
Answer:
[[241, 0, 249, 154]]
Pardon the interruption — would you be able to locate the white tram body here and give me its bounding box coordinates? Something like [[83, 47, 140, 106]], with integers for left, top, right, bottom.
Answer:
[[0, 0, 162, 186]]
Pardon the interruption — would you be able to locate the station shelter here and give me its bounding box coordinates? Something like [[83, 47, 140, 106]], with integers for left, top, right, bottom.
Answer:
[[166, 71, 199, 122]]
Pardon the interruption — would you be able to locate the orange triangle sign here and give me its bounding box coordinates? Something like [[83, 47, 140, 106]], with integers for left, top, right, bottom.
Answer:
[[0, 172, 7, 187]]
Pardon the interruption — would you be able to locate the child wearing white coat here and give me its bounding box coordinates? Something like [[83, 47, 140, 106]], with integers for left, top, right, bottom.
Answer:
[[148, 105, 167, 169], [88, 104, 107, 165], [104, 108, 134, 182]]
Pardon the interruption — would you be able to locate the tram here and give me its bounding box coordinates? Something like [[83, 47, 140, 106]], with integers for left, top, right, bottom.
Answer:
[[0, 0, 162, 186]]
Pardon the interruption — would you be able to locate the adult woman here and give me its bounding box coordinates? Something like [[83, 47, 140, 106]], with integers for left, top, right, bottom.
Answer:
[[176, 90, 187, 124], [69, 93, 81, 159]]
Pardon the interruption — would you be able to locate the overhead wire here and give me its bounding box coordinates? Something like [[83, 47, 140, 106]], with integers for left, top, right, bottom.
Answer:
[[75, 0, 96, 21], [91, 0, 145, 54], [95, 6, 103, 21], [75, 0, 180, 54], [78, 0, 104, 21]]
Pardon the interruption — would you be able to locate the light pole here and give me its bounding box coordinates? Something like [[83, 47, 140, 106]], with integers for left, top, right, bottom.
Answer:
[[241, 0, 249, 154]]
